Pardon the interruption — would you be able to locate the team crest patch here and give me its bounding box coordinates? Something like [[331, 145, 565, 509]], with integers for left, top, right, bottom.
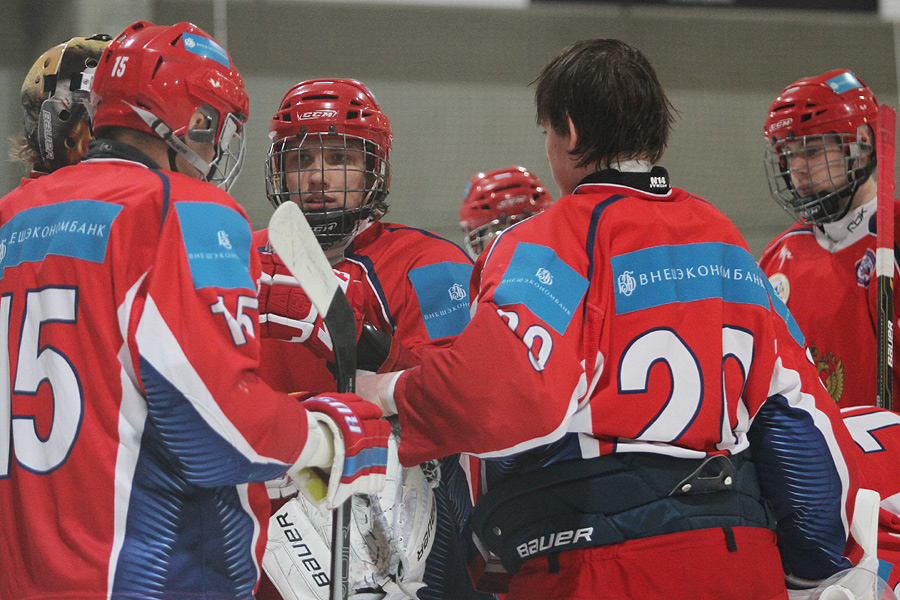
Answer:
[[810, 343, 845, 403], [767, 273, 790, 304], [855, 249, 875, 287]]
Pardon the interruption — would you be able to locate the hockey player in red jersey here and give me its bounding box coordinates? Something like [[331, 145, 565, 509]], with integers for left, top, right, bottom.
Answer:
[[254, 79, 490, 600], [10, 33, 111, 177], [759, 69, 900, 409], [459, 166, 554, 258], [0, 22, 391, 600], [356, 39, 862, 599]]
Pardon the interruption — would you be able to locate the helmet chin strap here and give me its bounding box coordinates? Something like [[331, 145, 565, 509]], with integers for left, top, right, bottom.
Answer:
[[125, 102, 212, 178]]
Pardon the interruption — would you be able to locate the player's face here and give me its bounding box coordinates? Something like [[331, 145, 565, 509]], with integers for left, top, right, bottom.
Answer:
[[282, 136, 367, 211], [782, 135, 848, 197]]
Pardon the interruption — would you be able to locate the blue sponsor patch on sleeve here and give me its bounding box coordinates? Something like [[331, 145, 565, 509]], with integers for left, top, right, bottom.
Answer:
[[182, 33, 231, 68], [0, 200, 121, 275], [493, 243, 589, 335], [175, 202, 253, 291], [611, 242, 772, 313], [407, 262, 473, 339]]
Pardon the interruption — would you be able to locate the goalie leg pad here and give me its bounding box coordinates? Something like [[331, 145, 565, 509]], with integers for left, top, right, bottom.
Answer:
[[264, 497, 334, 600], [264, 435, 438, 600]]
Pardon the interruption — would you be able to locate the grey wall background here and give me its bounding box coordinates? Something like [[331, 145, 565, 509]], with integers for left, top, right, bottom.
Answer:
[[1, 0, 898, 257]]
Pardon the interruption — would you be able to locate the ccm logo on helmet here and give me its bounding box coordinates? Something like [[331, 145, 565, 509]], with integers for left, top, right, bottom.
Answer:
[[768, 118, 793, 132], [299, 110, 338, 120], [497, 195, 528, 210]]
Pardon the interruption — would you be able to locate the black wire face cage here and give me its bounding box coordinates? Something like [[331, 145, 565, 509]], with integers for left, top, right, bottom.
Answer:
[[266, 131, 389, 250], [763, 132, 874, 225]]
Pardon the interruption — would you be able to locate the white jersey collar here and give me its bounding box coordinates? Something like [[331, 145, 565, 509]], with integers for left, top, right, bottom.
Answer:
[[816, 195, 876, 251]]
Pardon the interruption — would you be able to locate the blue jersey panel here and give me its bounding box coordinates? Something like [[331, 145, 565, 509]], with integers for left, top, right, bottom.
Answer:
[[408, 262, 473, 339], [0, 200, 121, 275], [611, 242, 770, 315], [494, 242, 589, 335], [175, 202, 253, 291]]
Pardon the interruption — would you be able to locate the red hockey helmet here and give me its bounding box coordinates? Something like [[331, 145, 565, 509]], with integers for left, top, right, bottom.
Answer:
[[91, 21, 249, 191], [459, 166, 554, 257], [763, 69, 878, 224], [19, 34, 111, 173], [265, 79, 393, 250]]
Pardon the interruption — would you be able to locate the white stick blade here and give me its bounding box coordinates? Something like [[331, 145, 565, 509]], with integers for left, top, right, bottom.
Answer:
[[267, 202, 339, 317]]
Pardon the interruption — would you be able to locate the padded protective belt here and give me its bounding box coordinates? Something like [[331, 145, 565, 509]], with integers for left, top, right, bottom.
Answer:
[[471, 452, 775, 573]]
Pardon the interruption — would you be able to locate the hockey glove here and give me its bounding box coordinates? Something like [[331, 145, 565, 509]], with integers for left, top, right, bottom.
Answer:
[[290, 393, 392, 513], [258, 250, 365, 359]]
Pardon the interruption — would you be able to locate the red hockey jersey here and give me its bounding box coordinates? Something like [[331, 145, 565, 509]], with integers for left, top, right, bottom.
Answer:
[[0, 151, 314, 600], [759, 198, 900, 407], [392, 169, 858, 579], [254, 221, 473, 394]]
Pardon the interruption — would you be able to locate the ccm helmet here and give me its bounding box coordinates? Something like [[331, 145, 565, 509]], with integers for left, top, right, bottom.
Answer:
[[17, 34, 111, 173], [459, 166, 553, 257], [266, 79, 392, 251], [91, 21, 248, 191], [763, 69, 878, 224]]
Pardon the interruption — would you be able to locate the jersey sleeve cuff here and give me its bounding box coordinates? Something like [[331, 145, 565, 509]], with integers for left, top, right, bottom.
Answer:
[[287, 411, 335, 475], [385, 370, 403, 415]]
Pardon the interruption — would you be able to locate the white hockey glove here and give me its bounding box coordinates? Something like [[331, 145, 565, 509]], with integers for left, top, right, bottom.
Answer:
[[264, 434, 439, 600], [289, 394, 392, 514]]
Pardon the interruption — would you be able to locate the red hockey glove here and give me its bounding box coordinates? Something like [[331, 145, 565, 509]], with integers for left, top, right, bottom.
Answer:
[[289, 393, 391, 513], [258, 250, 365, 360]]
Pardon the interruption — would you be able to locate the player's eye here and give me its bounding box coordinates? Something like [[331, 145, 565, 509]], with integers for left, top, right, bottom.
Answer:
[[297, 151, 315, 168]]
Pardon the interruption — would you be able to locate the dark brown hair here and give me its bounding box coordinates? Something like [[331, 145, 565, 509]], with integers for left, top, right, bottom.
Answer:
[[534, 39, 676, 168]]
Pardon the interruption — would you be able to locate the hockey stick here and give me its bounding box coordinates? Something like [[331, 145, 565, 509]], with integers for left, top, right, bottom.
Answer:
[[876, 105, 896, 411], [268, 201, 357, 600]]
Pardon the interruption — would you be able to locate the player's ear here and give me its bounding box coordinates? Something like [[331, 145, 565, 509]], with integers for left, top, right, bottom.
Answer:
[[566, 115, 579, 152], [857, 123, 875, 167], [187, 108, 216, 144]]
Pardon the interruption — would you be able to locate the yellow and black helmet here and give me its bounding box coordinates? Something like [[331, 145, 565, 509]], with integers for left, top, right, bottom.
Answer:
[[18, 33, 111, 173]]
